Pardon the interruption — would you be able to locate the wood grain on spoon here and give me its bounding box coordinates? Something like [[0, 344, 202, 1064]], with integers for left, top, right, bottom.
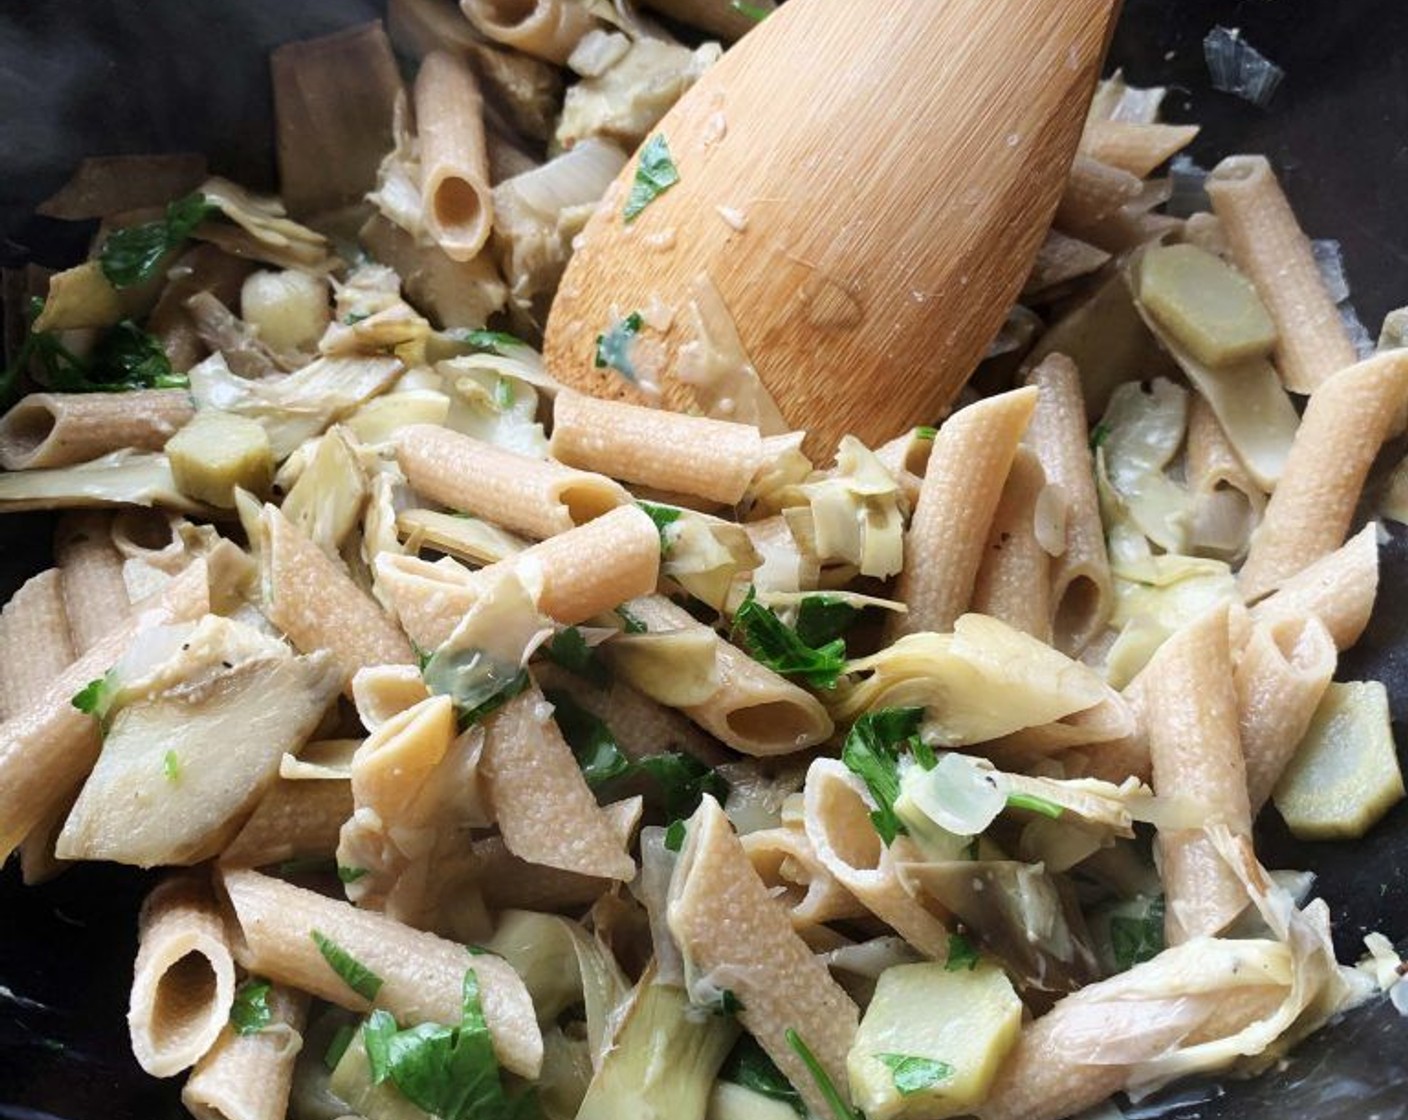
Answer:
[[544, 0, 1121, 453]]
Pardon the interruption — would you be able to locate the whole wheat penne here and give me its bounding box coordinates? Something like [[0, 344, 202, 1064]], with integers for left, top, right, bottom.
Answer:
[[1023, 354, 1111, 652], [669, 797, 860, 1120], [257, 503, 414, 686], [18, 792, 76, 886], [415, 51, 494, 261], [970, 448, 1052, 641], [55, 509, 130, 653], [1237, 613, 1336, 815], [1249, 523, 1378, 650], [1206, 155, 1356, 394], [1022, 229, 1112, 300], [480, 685, 636, 881], [220, 777, 354, 869], [1239, 351, 1408, 600], [0, 557, 214, 863], [220, 867, 542, 1077], [395, 423, 630, 539], [0, 569, 75, 721], [351, 663, 432, 731], [551, 390, 767, 505], [741, 825, 867, 929], [181, 983, 307, 1120], [0, 390, 193, 471], [611, 595, 833, 755], [373, 553, 479, 650], [891, 387, 1038, 636], [459, 0, 599, 64], [1078, 119, 1199, 177], [128, 873, 237, 1078], [1054, 155, 1143, 243], [803, 760, 951, 957], [1186, 395, 1265, 559], [1144, 605, 1252, 944]]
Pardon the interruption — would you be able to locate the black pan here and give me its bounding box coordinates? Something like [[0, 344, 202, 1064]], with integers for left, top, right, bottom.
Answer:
[[1, 1, 1406, 1116]]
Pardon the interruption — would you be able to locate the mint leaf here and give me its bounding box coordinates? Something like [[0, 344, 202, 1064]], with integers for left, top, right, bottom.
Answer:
[[311, 930, 384, 1002], [594, 311, 642, 381], [99, 192, 219, 288], [623, 134, 680, 223], [544, 626, 608, 687], [720, 1034, 805, 1116], [732, 586, 847, 689], [785, 1028, 862, 1120], [545, 689, 630, 788], [793, 595, 858, 649], [945, 932, 980, 972], [839, 707, 924, 845], [876, 1053, 954, 1096], [230, 979, 273, 1036], [1006, 792, 1064, 819]]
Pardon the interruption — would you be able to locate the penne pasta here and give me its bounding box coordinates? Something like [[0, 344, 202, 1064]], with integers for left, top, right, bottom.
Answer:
[[891, 387, 1039, 636], [1054, 155, 1142, 243], [1185, 394, 1265, 559], [1206, 155, 1356, 394], [550, 389, 768, 505], [55, 509, 130, 653], [220, 866, 542, 1077], [128, 873, 237, 1078], [415, 50, 495, 261], [1023, 354, 1111, 652], [669, 797, 860, 1120], [1237, 614, 1336, 814], [1249, 522, 1378, 650], [0, 390, 194, 471], [0, 568, 75, 721], [220, 776, 354, 869], [181, 983, 307, 1120], [970, 448, 1052, 642], [741, 824, 868, 929], [395, 422, 630, 539], [1239, 351, 1408, 600], [1078, 119, 1199, 178], [1143, 605, 1252, 944], [459, 0, 600, 65]]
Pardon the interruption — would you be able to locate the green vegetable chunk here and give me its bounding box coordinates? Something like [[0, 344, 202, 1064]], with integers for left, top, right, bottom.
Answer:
[[1137, 243, 1277, 368], [623, 134, 681, 223], [230, 978, 273, 1036], [311, 930, 384, 1002], [732, 586, 848, 689]]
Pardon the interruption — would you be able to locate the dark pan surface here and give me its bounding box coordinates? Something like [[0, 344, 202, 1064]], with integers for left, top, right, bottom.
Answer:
[[2, 0, 1407, 1116]]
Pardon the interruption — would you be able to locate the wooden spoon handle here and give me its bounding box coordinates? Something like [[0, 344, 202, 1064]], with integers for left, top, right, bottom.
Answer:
[[545, 0, 1120, 453]]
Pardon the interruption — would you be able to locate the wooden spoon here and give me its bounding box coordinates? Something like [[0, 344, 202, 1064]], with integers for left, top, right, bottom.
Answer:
[[544, 0, 1120, 453]]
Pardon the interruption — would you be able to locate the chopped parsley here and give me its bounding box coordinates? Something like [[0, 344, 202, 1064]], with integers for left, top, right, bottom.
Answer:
[[162, 750, 181, 783], [839, 707, 924, 845], [732, 586, 848, 689], [785, 1028, 861, 1120], [914, 424, 938, 441], [343, 311, 371, 325], [545, 689, 630, 788], [338, 865, 370, 885], [99, 192, 219, 289], [279, 857, 335, 877], [637, 500, 683, 552], [1089, 421, 1112, 451], [710, 988, 745, 1016], [1005, 792, 1064, 819], [720, 1035, 805, 1116], [311, 930, 384, 1003], [623, 134, 682, 223], [663, 819, 687, 852], [594, 311, 642, 381], [544, 626, 608, 687], [71, 670, 118, 724], [945, 932, 980, 972], [876, 1053, 954, 1096], [324, 1022, 356, 1071], [362, 969, 535, 1120], [3, 306, 186, 404], [793, 595, 859, 649], [230, 978, 273, 1036], [1111, 896, 1165, 972], [616, 605, 648, 634], [630, 751, 727, 821], [730, 0, 771, 20], [456, 328, 529, 354]]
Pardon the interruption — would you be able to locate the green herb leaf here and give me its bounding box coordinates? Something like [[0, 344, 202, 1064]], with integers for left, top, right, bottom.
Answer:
[[457, 329, 529, 354], [361, 969, 537, 1120], [162, 750, 181, 783], [711, 988, 744, 1016], [311, 930, 384, 1002], [733, 586, 848, 689], [945, 932, 980, 972], [71, 669, 119, 725], [637, 500, 683, 553], [230, 978, 273, 1036], [594, 311, 643, 381], [631, 751, 728, 821], [663, 819, 687, 852], [914, 424, 937, 441], [338, 865, 370, 884], [793, 595, 859, 649], [839, 706, 924, 845], [785, 1028, 862, 1120], [623, 134, 681, 223], [1089, 421, 1112, 450], [616, 605, 648, 634], [876, 1052, 954, 1096], [545, 689, 630, 788], [99, 192, 219, 289], [544, 626, 608, 687], [324, 1022, 356, 1071], [15, 312, 186, 396], [720, 1035, 806, 1116], [422, 645, 530, 729], [492, 376, 515, 411], [730, 0, 771, 20], [1005, 792, 1064, 819], [1111, 896, 1165, 972]]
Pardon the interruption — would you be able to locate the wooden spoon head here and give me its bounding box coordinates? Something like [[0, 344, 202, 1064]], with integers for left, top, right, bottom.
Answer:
[[545, 0, 1120, 454]]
